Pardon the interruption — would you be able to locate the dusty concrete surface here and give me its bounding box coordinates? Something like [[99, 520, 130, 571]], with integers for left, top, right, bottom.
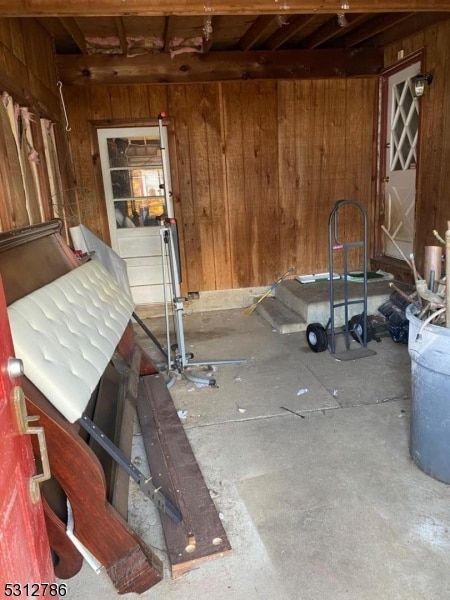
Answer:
[[64, 309, 450, 600]]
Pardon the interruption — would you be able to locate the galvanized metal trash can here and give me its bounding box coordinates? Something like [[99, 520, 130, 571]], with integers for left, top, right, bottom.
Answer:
[[407, 305, 450, 483]]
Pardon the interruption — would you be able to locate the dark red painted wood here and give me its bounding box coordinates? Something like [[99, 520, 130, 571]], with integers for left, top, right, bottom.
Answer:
[[0, 275, 56, 594]]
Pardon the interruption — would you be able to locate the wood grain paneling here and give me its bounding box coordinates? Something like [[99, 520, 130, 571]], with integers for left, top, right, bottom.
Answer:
[[222, 82, 247, 288], [0, 18, 63, 231], [63, 77, 379, 293]]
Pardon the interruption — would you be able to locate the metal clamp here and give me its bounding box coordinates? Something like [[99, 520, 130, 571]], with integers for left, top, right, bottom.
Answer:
[[13, 386, 51, 503]]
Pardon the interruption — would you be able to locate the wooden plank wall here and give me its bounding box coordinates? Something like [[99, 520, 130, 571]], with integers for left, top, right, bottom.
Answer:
[[0, 18, 61, 231], [384, 19, 450, 272], [0, 19, 59, 119], [66, 78, 378, 293]]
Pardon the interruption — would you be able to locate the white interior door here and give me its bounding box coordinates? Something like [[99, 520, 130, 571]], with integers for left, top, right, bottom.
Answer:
[[383, 62, 421, 260], [97, 126, 173, 305]]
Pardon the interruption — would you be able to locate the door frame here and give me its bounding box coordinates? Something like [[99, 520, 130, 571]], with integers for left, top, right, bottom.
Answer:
[[89, 117, 187, 299], [375, 49, 424, 261]]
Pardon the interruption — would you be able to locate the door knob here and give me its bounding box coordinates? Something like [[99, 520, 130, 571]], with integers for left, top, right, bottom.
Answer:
[[7, 357, 24, 379]]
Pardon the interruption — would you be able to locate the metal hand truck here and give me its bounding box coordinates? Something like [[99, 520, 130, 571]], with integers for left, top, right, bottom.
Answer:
[[306, 199, 377, 360]]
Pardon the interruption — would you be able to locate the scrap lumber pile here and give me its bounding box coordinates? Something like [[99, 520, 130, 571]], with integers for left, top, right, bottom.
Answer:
[[380, 222, 450, 336]]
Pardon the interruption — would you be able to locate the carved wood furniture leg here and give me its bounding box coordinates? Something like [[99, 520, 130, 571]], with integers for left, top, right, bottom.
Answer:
[[41, 495, 84, 580], [23, 379, 163, 595]]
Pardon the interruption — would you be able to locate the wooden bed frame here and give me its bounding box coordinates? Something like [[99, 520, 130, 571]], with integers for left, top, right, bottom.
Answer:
[[0, 220, 231, 594]]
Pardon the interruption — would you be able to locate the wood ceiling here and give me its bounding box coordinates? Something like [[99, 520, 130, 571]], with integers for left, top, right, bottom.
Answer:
[[2, 1, 450, 85]]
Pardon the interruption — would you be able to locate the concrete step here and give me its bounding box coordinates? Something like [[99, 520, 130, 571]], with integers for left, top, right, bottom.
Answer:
[[265, 278, 392, 331], [256, 296, 307, 334]]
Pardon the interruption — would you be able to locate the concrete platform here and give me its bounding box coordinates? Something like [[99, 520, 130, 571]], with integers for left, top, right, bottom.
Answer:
[[257, 278, 392, 333], [65, 308, 450, 600]]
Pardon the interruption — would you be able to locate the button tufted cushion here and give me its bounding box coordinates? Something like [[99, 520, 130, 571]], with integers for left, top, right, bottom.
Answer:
[[8, 260, 135, 423]]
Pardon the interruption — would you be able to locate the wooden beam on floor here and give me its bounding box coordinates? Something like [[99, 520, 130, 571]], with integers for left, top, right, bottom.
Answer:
[[137, 374, 232, 578], [58, 48, 383, 85]]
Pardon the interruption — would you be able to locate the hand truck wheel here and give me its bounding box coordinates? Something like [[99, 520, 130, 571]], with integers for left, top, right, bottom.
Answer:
[[306, 323, 328, 353], [348, 314, 373, 344]]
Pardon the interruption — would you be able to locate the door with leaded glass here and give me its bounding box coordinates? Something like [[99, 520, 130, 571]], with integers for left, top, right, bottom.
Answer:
[[383, 61, 421, 261]]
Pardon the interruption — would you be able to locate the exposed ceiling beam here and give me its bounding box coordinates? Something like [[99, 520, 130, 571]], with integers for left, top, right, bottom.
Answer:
[[57, 48, 383, 86], [300, 14, 371, 49], [202, 15, 217, 54], [1, 1, 450, 17], [363, 11, 450, 46], [338, 13, 414, 46], [237, 15, 280, 51], [265, 15, 317, 50], [114, 17, 128, 56], [163, 16, 171, 53], [59, 17, 87, 54]]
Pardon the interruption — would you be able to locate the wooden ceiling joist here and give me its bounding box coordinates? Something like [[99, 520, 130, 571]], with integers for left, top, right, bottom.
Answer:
[[162, 16, 171, 53], [202, 16, 216, 54], [237, 15, 280, 51], [114, 17, 128, 56], [57, 48, 383, 86], [339, 13, 414, 47], [265, 15, 317, 50], [59, 18, 87, 54], [364, 11, 450, 46], [1, 1, 450, 17], [300, 14, 371, 49]]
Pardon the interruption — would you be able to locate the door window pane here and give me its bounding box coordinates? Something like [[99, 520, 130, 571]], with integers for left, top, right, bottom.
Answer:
[[107, 136, 166, 227]]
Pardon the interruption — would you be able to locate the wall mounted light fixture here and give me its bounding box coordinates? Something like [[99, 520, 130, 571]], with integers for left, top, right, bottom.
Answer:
[[412, 73, 433, 97]]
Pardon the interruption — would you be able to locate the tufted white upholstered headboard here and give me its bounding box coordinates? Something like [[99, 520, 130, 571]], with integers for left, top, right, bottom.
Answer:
[[8, 260, 135, 423]]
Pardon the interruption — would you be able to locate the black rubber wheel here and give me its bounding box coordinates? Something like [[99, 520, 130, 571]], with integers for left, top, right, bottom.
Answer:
[[348, 314, 373, 344], [306, 323, 328, 353]]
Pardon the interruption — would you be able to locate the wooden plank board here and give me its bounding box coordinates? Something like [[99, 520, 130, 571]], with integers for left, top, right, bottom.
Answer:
[[277, 81, 299, 273], [185, 83, 217, 291], [240, 81, 261, 285], [137, 373, 232, 578], [167, 85, 197, 292], [256, 80, 279, 283], [222, 81, 247, 288], [1, 1, 450, 16], [209, 82, 232, 289]]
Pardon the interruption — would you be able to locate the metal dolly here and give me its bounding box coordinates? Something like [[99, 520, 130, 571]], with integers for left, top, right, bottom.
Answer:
[[306, 199, 377, 360]]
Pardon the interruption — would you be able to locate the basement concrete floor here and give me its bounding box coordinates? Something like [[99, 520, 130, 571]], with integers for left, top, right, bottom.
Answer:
[[66, 308, 450, 600]]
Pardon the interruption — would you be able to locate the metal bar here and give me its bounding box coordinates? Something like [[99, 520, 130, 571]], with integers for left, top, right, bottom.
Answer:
[[79, 415, 182, 524], [132, 311, 168, 360]]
